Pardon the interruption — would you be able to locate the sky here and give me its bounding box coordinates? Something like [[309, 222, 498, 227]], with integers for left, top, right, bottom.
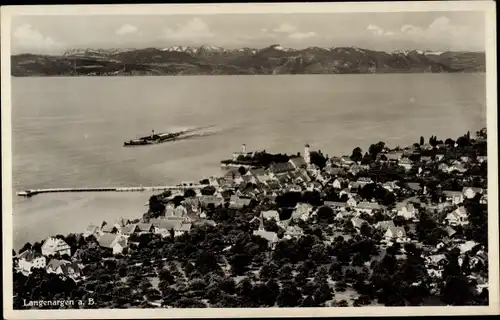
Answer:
[[10, 11, 486, 54]]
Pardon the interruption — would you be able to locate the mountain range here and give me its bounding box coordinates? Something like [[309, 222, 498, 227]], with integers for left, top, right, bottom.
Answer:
[[11, 44, 485, 76]]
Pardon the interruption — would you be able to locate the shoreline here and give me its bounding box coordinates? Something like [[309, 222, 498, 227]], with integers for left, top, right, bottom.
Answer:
[[13, 128, 487, 251], [12, 128, 489, 308]]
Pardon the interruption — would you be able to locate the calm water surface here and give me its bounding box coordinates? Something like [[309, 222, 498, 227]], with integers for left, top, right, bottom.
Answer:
[[11, 74, 486, 250]]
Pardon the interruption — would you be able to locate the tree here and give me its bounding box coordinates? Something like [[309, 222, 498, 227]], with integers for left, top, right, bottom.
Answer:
[[19, 242, 32, 254], [201, 186, 216, 196], [456, 136, 469, 148], [310, 151, 327, 169], [316, 206, 335, 224], [238, 166, 247, 176], [445, 138, 455, 146], [351, 147, 363, 162], [420, 136, 424, 145], [277, 283, 302, 307], [184, 189, 196, 198], [148, 195, 165, 215], [441, 275, 473, 305], [369, 142, 386, 158]]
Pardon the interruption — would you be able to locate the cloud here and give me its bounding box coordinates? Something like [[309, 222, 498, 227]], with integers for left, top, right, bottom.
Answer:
[[163, 17, 213, 40], [367, 24, 395, 37], [273, 23, 297, 33], [116, 24, 138, 36], [12, 24, 63, 53], [401, 16, 471, 40], [288, 31, 318, 40]]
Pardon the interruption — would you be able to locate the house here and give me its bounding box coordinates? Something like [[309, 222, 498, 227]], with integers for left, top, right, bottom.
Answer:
[[351, 217, 367, 230], [101, 223, 119, 234], [183, 197, 200, 211], [399, 158, 414, 171], [480, 194, 487, 204], [136, 223, 154, 234], [462, 187, 483, 199], [340, 188, 354, 199], [289, 184, 303, 192], [476, 156, 487, 163], [284, 226, 304, 239], [324, 201, 347, 211], [357, 177, 374, 187], [262, 210, 280, 221], [150, 219, 182, 237], [199, 195, 224, 208], [277, 218, 291, 229], [41, 237, 71, 257], [335, 211, 348, 220], [251, 168, 272, 183], [97, 234, 128, 254], [435, 153, 445, 161], [425, 254, 448, 268], [292, 203, 314, 221], [208, 177, 220, 187], [385, 226, 407, 243], [348, 181, 361, 190], [355, 202, 384, 215], [396, 203, 418, 220], [375, 220, 396, 231], [420, 156, 432, 163], [460, 156, 470, 163], [329, 156, 343, 166], [448, 164, 467, 174], [340, 156, 355, 167], [332, 178, 344, 189], [83, 224, 101, 238], [269, 162, 295, 175], [289, 156, 307, 169], [174, 205, 188, 218], [442, 190, 464, 205], [459, 240, 478, 254], [382, 181, 400, 192], [176, 223, 192, 237], [123, 223, 143, 236], [406, 182, 422, 193], [384, 151, 404, 162], [253, 229, 279, 248], [17, 250, 47, 274], [46, 259, 82, 279], [228, 195, 253, 209], [347, 197, 358, 208], [326, 167, 344, 176], [444, 226, 457, 238], [445, 206, 469, 226], [438, 163, 449, 172], [45, 259, 68, 274], [349, 165, 364, 176]]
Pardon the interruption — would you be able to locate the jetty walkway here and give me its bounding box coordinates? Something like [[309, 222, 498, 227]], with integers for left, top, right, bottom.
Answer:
[[16, 185, 207, 197]]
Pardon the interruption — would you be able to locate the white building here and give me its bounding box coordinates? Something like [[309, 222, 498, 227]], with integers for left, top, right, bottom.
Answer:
[[17, 250, 47, 274], [41, 237, 71, 257]]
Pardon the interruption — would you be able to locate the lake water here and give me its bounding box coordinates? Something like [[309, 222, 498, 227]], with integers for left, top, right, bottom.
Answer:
[[10, 74, 486, 251]]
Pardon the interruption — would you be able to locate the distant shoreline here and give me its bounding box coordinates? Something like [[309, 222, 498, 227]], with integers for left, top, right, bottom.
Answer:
[[10, 70, 485, 78], [10, 46, 486, 77]]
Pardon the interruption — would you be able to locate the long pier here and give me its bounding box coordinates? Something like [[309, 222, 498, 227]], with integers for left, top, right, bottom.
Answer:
[[16, 185, 207, 197]]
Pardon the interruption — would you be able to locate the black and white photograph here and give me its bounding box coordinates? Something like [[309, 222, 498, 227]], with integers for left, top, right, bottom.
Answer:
[[2, 2, 498, 319]]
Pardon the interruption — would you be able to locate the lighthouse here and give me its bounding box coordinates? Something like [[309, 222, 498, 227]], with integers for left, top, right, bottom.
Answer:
[[304, 144, 311, 165]]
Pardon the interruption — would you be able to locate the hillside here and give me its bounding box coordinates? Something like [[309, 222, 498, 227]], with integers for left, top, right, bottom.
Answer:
[[11, 45, 485, 76]]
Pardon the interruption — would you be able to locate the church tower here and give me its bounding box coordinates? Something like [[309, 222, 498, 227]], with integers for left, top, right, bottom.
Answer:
[[304, 144, 311, 165], [242, 144, 247, 153]]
